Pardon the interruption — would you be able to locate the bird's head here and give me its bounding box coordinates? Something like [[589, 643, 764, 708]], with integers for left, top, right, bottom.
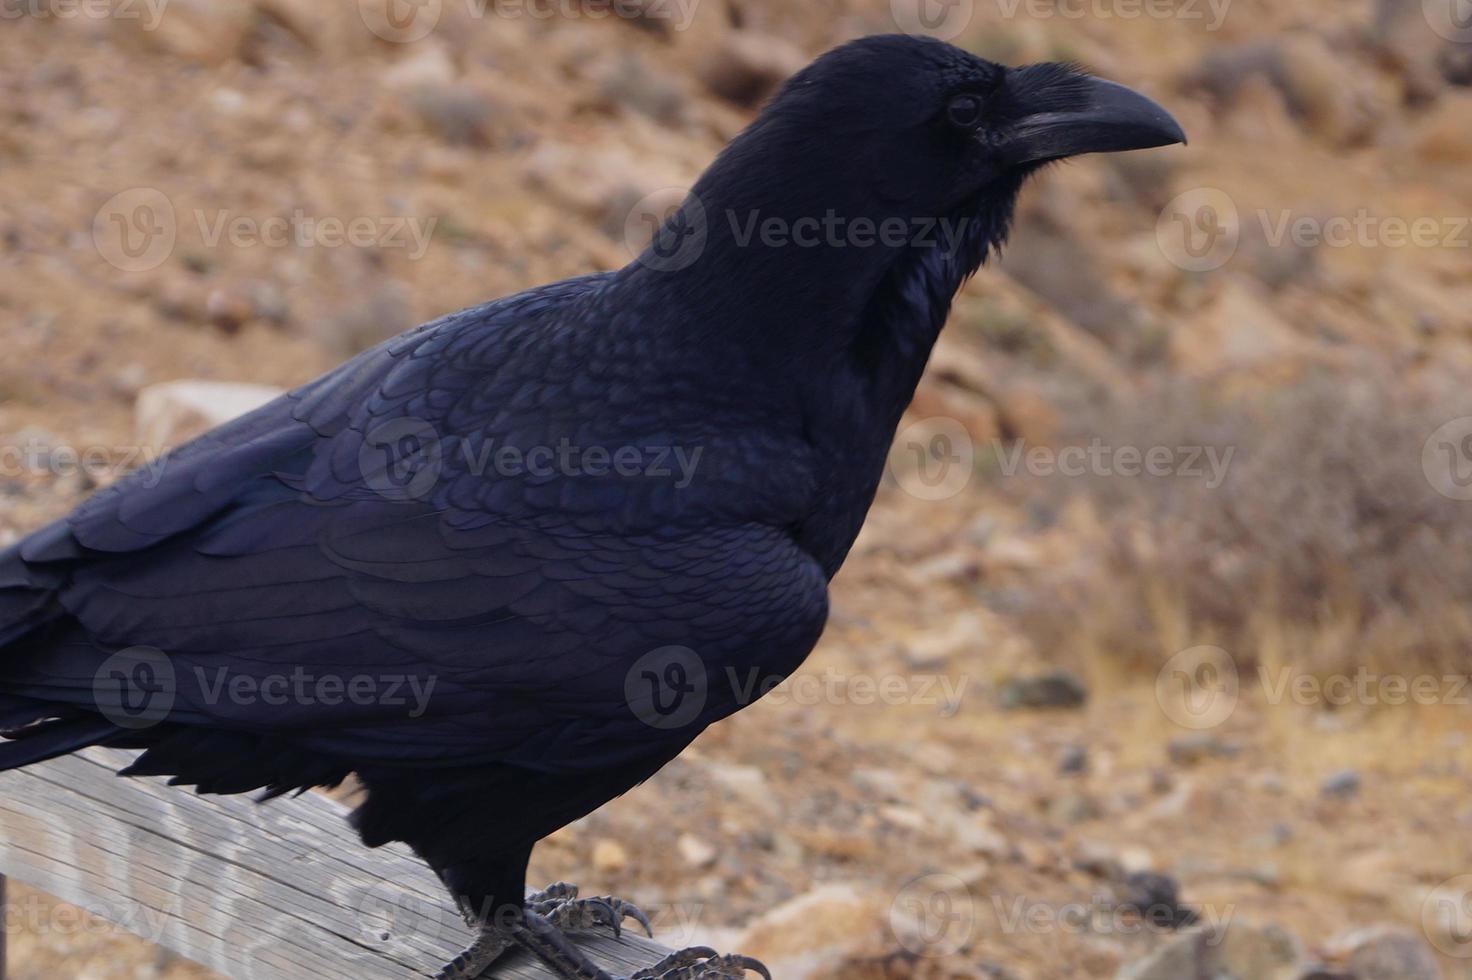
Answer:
[[635, 34, 1184, 364], [759, 34, 1185, 215]]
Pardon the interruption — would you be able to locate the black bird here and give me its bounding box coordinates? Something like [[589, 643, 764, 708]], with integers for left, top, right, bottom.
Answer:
[[0, 34, 1182, 980]]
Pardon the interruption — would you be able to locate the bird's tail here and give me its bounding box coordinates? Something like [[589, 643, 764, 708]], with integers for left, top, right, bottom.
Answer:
[[0, 697, 123, 771], [0, 533, 124, 771]]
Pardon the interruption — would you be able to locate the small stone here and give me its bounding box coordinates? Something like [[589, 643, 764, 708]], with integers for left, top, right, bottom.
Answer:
[[1325, 925, 1441, 980], [1320, 770, 1361, 800], [1048, 791, 1100, 825], [1115, 872, 1196, 929], [997, 669, 1088, 710], [677, 834, 717, 869], [1059, 745, 1089, 775], [879, 805, 929, 832], [205, 286, 254, 333], [697, 32, 806, 107], [734, 884, 881, 980], [1167, 734, 1240, 766], [1116, 924, 1304, 980], [135, 381, 285, 451], [591, 839, 628, 874]]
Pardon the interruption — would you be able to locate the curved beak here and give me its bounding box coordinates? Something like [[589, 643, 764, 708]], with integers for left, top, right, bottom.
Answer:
[[1002, 71, 1186, 166]]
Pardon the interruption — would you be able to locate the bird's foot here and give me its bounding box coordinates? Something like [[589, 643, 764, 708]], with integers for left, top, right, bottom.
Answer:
[[435, 883, 653, 979], [529, 881, 653, 939], [632, 947, 771, 980]]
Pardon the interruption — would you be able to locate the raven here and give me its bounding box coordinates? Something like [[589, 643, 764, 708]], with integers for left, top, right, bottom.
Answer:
[[0, 34, 1182, 980]]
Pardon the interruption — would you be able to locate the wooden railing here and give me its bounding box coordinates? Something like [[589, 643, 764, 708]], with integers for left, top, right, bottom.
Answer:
[[0, 748, 671, 978]]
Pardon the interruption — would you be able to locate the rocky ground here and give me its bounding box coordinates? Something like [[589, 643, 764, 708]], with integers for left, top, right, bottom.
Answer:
[[2, 0, 1472, 977]]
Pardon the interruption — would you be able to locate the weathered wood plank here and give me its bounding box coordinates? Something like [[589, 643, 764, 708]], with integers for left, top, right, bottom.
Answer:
[[0, 748, 672, 978]]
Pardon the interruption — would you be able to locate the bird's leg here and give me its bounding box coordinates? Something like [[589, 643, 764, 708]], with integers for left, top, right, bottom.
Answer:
[[436, 896, 769, 980], [435, 923, 513, 980]]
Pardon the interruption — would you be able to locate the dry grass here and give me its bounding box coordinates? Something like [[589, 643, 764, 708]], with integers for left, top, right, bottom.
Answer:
[[1008, 368, 1472, 682]]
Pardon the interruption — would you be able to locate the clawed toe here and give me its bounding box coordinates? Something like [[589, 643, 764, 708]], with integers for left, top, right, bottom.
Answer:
[[527, 880, 581, 906], [632, 947, 771, 980], [543, 894, 654, 938]]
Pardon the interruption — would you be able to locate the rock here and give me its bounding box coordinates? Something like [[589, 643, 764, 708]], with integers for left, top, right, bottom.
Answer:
[[997, 669, 1088, 710], [706, 762, 777, 817], [1059, 745, 1089, 775], [135, 381, 285, 450], [1167, 734, 1240, 767], [1325, 925, 1442, 980], [677, 834, 717, 869], [593, 54, 687, 126], [1115, 872, 1196, 929], [879, 805, 928, 832], [1320, 770, 1361, 800], [734, 884, 882, 980], [383, 43, 458, 93], [205, 286, 255, 333], [134, 0, 254, 66], [1117, 923, 1303, 980], [697, 32, 806, 107], [1048, 791, 1100, 825], [401, 83, 502, 147], [591, 839, 629, 874]]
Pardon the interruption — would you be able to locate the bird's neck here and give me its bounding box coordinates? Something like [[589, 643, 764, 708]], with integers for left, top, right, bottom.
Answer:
[[615, 179, 1021, 408]]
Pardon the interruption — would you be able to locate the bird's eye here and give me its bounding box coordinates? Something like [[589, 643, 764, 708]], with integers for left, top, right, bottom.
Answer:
[[947, 94, 984, 128]]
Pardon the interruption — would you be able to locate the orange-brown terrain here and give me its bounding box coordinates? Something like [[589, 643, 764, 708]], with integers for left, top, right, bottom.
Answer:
[[2, 0, 1471, 977]]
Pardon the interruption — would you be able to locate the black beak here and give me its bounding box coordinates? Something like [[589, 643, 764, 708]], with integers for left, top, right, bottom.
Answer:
[[1002, 70, 1186, 166]]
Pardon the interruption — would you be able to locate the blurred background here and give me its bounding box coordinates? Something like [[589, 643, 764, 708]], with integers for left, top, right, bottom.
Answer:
[[2, 0, 1472, 977]]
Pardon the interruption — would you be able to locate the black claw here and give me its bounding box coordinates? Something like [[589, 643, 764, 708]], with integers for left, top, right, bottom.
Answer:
[[622, 900, 654, 938], [734, 955, 772, 980]]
